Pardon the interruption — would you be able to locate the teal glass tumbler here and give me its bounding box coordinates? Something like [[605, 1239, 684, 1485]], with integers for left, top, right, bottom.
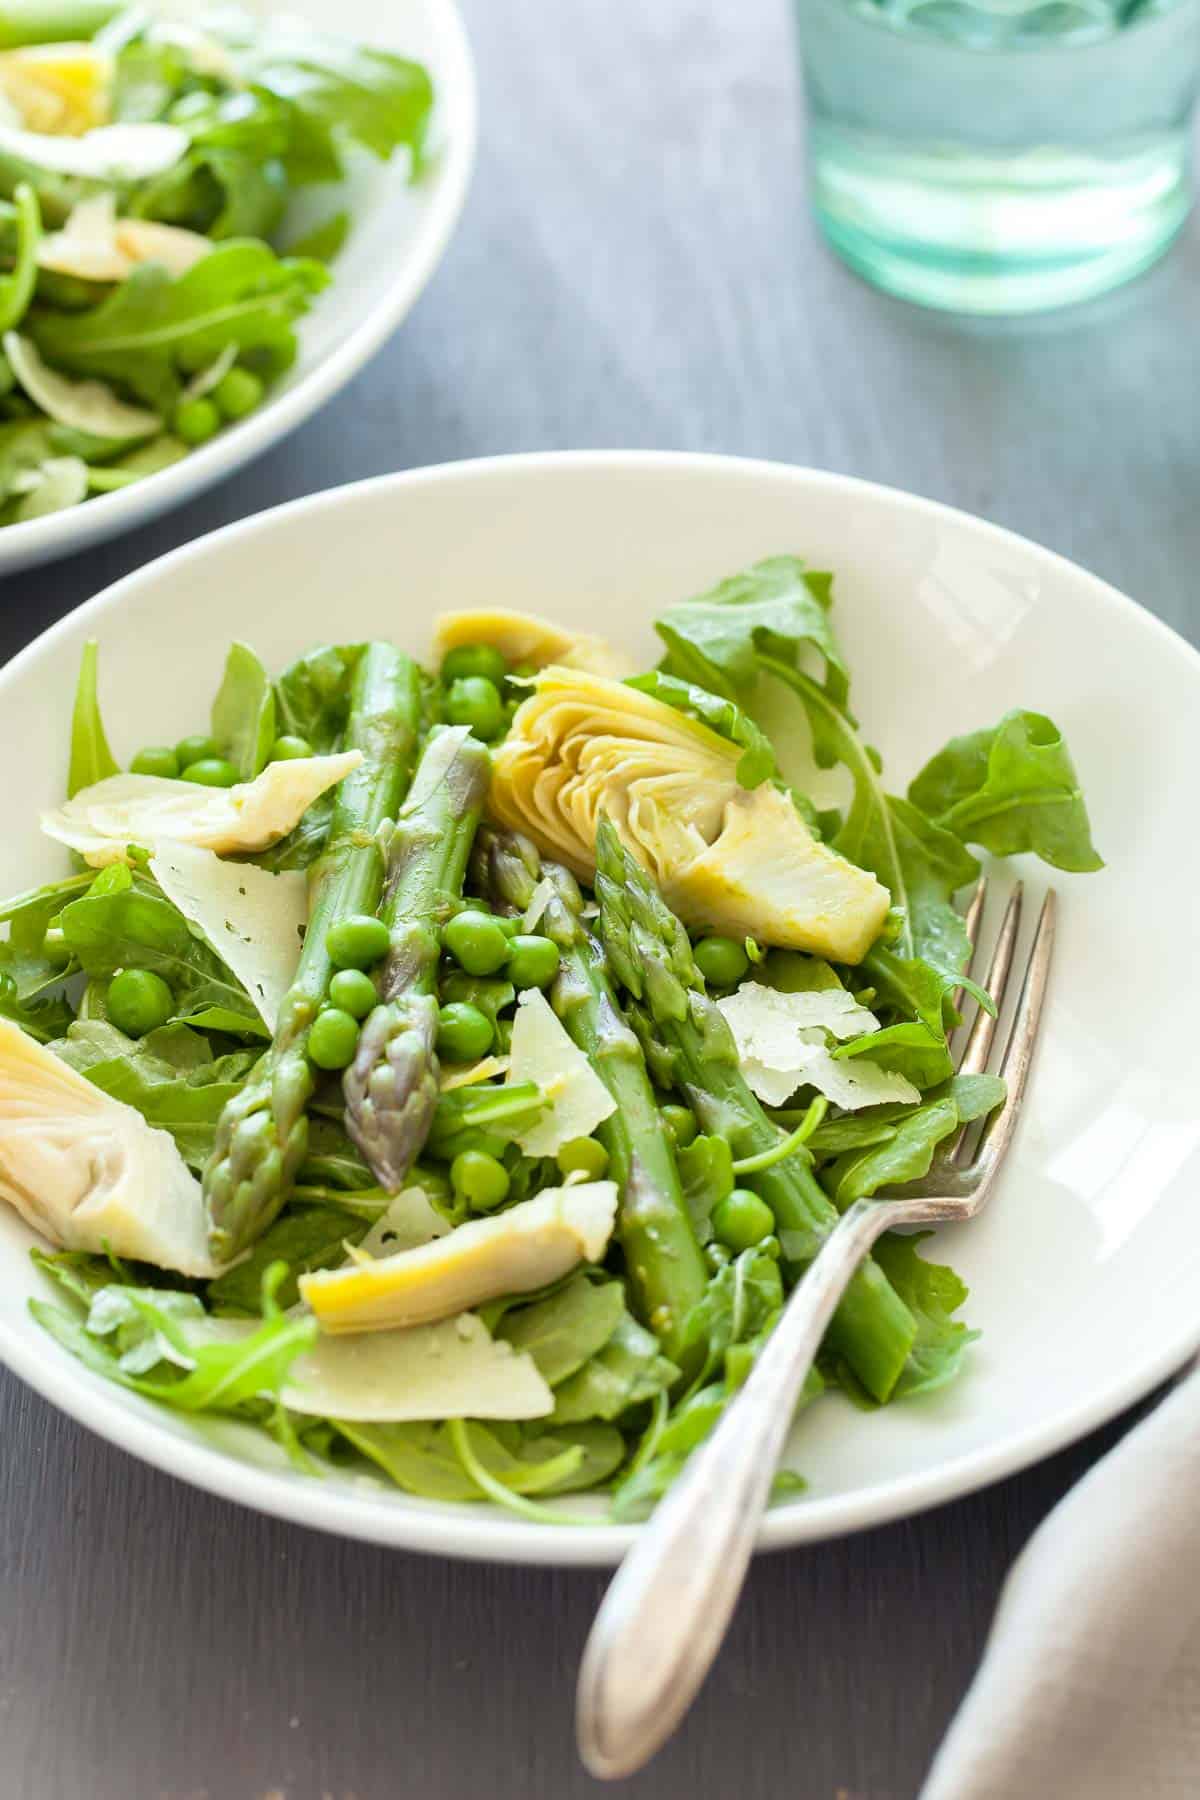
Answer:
[[795, 0, 1200, 313]]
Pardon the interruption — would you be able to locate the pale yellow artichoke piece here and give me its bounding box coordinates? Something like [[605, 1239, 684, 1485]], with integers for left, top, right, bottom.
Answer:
[[670, 783, 889, 963], [38, 195, 211, 283], [0, 1020, 221, 1276], [41, 751, 363, 867], [299, 1182, 618, 1335], [0, 43, 112, 135], [433, 608, 633, 678], [490, 667, 890, 960]]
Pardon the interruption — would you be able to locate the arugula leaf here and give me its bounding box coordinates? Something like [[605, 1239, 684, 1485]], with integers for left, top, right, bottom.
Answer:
[[59, 883, 267, 1037], [0, 184, 39, 334], [274, 642, 364, 749], [675, 1132, 734, 1243], [285, 210, 349, 263], [825, 1094, 960, 1206], [550, 1315, 680, 1423], [68, 638, 120, 797], [335, 1418, 622, 1502], [0, 867, 77, 1040], [655, 555, 848, 705], [50, 1018, 260, 1167], [32, 1264, 315, 1415], [808, 1071, 1004, 1156], [211, 640, 275, 781], [626, 670, 775, 788], [297, 1114, 376, 1191], [427, 1082, 544, 1160], [31, 244, 329, 412], [496, 1272, 625, 1385], [207, 1204, 365, 1314], [235, 24, 435, 172], [910, 709, 1102, 873], [872, 1232, 978, 1400]]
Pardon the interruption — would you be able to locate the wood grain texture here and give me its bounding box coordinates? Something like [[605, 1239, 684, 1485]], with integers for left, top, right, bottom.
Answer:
[[0, 1, 1194, 1795]]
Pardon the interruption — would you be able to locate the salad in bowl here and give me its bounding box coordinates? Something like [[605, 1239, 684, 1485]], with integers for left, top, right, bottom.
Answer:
[[0, 554, 1100, 1522]]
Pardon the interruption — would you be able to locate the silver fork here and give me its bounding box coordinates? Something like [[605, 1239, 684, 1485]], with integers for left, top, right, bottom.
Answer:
[[576, 881, 1056, 1780]]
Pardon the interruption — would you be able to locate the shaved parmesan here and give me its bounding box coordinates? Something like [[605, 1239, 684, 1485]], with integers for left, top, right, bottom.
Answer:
[[38, 194, 211, 284], [282, 1313, 553, 1422], [522, 876, 556, 932], [506, 988, 616, 1156], [41, 751, 362, 867], [0, 1019, 221, 1275], [300, 1182, 618, 1335], [358, 1188, 450, 1259], [148, 841, 306, 1032], [718, 979, 918, 1111], [0, 119, 187, 181], [13, 454, 87, 520], [5, 332, 159, 439]]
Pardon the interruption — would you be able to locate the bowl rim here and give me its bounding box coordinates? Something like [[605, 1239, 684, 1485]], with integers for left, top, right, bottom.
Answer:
[[0, 0, 478, 576], [3, 448, 1198, 1566]]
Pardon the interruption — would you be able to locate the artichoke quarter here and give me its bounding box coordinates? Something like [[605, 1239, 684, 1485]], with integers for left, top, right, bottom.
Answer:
[[488, 667, 889, 963]]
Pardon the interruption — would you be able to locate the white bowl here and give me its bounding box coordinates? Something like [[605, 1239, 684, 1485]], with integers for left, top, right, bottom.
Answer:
[[3, 452, 1197, 1566], [0, 0, 476, 575]]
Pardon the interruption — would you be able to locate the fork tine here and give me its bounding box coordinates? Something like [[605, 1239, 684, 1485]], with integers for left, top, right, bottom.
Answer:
[[951, 876, 988, 1016], [956, 881, 1023, 1078], [969, 890, 1057, 1187]]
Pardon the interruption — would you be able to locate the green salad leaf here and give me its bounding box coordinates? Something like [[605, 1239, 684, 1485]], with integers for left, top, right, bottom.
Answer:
[[656, 554, 847, 705], [496, 1272, 626, 1386], [870, 1232, 979, 1400], [68, 639, 120, 797], [0, 183, 40, 335], [626, 670, 775, 788], [910, 709, 1103, 872], [207, 1204, 366, 1314], [211, 640, 276, 780], [551, 1314, 680, 1424], [31, 244, 329, 412]]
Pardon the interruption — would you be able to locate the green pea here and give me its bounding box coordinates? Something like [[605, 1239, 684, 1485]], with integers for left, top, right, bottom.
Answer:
[[41, 926, 70, 966], [444, 675, 504, 741], [505, 934, 559, 990], [269, 734, 313, 762], [663, 1104, 697, 1148], [712, 1188, 775, 1252], [436, 1001, 493, 1062], [213, 366, 264, 421], [180, 757, 239, 788], [443, 909, 510, 977], [450, 1148, 510, 1211], [329, 968, 378, 1020], [107, 968, 173, 1037], [694, 935, 751, 988], [326, 914, 391, 970], [309, 1007, 360, 1071], [130, 745, 180, 779], [440, 643, 508, 687], [175, 734, 221, 770], [173, 397, 221, 445], [555, 1137, 610, 1180]]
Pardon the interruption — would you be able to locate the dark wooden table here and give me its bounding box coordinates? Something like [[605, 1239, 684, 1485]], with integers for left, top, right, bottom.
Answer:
[[2, 3, 1194, 1795]]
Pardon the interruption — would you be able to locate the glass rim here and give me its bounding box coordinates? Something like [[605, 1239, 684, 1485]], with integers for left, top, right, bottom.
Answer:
[[795, 0, 1200, 59]]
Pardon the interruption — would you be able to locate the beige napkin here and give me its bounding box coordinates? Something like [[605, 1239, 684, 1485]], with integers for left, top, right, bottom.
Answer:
[[921, 1362, 1200, 1800]]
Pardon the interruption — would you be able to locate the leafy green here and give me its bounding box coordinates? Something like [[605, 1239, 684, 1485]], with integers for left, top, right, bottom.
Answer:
[[211, 640, 275, 781], [0, 866, 78, 1040], [59, 881, 267, 1037], [551, 1315, 680, 1423], [50, 1018, 260, 1166], [335, 1418, 623, 1503], [427, 1082, 544, 1160], [285, 210, 349, 263], [496, 1272, 625, 1385], [676, 1133, 734, 1243], [0, 183, 39, 334], [655, 555, 847, 704], [809, 1072, 1005, 1157], [910, 709, 1102, 873], [207, 1205, 365, 1314], [626, 669, 775, 787], [32, 1262, 315, 1415], [274, 642, 364, 750], [67, 639, 120, 797], [31, 244, 328, 412], [871, 1232, 978, 1400]]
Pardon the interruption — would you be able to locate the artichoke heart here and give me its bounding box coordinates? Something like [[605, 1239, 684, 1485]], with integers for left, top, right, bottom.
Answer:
[[489, 668, 889, 962], [0, 1020, 221, 1276], [433, 608, 633, 679], [300, 1181, 618, 1335]]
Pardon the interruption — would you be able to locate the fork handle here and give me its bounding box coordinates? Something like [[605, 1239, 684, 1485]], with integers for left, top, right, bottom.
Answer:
[[577, 1195, 905, 1780]]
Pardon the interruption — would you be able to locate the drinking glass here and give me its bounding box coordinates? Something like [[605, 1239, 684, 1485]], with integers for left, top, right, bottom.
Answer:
[[795, 0, 1200, 312]]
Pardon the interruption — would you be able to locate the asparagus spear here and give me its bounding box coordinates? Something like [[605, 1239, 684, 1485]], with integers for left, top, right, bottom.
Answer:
[[203, 645, 423, 1262], [473, 826, 708, 1368], [344, 725, 490, 1190], [593, 816, 918, 1404]]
